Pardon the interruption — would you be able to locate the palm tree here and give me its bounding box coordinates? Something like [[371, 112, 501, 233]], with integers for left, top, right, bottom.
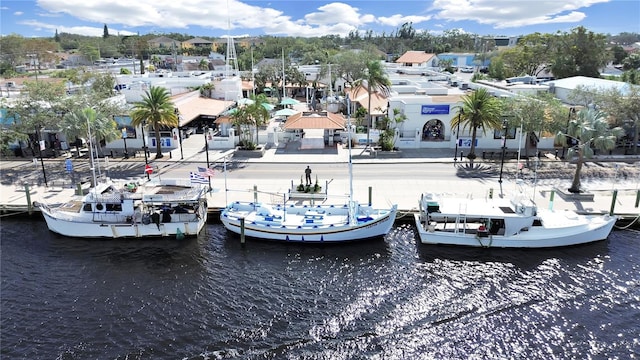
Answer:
[[354, 60, 391, 148], [451, 88, 503, 167], [231, 94, 270, 149], [61, 107, 119, 158], [556, 108, 625, 193], [130, 86, 178, 159], [199, 82, 215, 98], [230, 106, 253, 148], [246, 94, 270, 146]]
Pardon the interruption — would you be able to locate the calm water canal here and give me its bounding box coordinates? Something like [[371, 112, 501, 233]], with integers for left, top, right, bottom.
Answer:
[[1, 218, 639, 359]]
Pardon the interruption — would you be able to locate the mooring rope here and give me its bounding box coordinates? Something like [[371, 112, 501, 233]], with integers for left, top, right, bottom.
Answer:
[[613, 214, 640, 230]]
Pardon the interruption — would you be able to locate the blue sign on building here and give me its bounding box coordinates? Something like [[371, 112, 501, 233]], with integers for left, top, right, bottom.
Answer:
[[421, 105, 450, 115]]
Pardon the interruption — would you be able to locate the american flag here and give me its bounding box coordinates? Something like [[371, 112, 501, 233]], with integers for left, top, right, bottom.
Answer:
[[189, 172, 208, 185], [198, 166, 215, 177]]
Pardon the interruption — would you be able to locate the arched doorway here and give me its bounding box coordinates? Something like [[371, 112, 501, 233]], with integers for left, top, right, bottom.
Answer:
[[422, 119, 445, 141]]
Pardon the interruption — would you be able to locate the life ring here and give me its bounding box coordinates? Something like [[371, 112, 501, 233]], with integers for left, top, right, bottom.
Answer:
[[96, 203, 104, 211]]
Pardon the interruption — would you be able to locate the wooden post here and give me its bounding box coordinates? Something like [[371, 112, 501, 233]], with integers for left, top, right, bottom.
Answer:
[[76, 183, 83, 196], [240, 217, 246, 247], [548, 190, 555, 210], [25, 184, 32, 215], [635, 190, 639, 208], [368, 186, 372, 206], [610, 189, 618, 216]]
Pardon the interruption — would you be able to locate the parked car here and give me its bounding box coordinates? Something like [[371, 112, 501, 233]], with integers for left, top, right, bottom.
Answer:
[[460, 66, 474, 73]]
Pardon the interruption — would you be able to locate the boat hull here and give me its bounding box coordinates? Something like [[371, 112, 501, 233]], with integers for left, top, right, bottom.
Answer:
[[414, 213, 617, 248], [40, 209, 207, 239], [221, 202, 397, 243]]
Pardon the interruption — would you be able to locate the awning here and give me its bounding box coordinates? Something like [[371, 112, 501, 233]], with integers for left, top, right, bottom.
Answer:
[[171, 91, 235, 126]]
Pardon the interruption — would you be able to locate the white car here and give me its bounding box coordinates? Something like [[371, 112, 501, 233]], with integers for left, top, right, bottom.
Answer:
[[460, 66, 474, 73]]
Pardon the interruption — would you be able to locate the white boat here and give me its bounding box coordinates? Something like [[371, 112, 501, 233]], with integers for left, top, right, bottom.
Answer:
[[220, 95, 397, 243], [35, 179, 208, 239], [414, 192, 616, 248], [221, 201, 397, 243]]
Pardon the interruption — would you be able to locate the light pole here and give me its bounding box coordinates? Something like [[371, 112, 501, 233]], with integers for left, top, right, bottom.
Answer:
[[122, 128, 129, 159], [178, 127, 184, 160], [175, 108, 184, 160], [561, 107, 575, 159], [498, 119, 508, 197], [454, 109, 463, 162], [204, 126, 211, 189], [35, 126, 48, 186], [141, 121, 149, 180]]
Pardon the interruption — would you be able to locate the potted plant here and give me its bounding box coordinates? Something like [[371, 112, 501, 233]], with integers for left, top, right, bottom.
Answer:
[[313, 176, 322, 193]]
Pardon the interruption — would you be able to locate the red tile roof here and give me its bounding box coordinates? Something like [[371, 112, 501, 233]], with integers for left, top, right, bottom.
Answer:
[[283, 111, 346, 130], [395, 51, 436, 64]]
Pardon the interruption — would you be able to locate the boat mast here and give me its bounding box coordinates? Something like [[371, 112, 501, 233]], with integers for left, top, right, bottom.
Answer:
[[346, 94, 355, 225], [347, 95, 353, 202], [282, 48, 286, 98], [87, 116, 98, 198]]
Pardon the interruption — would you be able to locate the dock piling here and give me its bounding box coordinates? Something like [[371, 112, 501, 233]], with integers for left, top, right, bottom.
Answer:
[[610, 189, 618, 216], [240, 217, 246, 247], [25, 184, 32, 215]]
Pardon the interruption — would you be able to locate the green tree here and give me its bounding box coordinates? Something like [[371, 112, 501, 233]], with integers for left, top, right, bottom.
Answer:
[[622, 53, 640, 71], [199, 82, 215, 98], [378, 108, 407, 151], [550, 26, 609, 79], [353, 60, 391, 147], [103, 24, 109, 39], [505, 93, 566, 157], [130, 86, 178, 159], [571, 85, 640, 155], [498, 33, 555, 77], [230, 106, 253, 148], [451, 88, 503, 167], [245, 94, 270, 147], [555, 109, 624, 193], [198, 59, 209, 71], [61, 107, 119, 157]]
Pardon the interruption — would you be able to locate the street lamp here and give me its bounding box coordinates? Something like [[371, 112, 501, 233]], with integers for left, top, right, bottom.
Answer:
[[203, 126, 211, 189], [561, 107, 575, 159], [454, 109, 463, 162], [498, 119, 508, 197], [141, 120, 149, 180], [175, 108, 183, 160], [122, 128, 129, 159], [35, 126, 48, 187]]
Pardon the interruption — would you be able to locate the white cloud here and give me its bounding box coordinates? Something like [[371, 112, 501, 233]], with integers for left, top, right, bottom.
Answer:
[[14, 11, 24, 16], [378, 14, 432, 27], [32, 0, 376, 37], [18, 19, 137, 37], [431, 0, 609, 29]]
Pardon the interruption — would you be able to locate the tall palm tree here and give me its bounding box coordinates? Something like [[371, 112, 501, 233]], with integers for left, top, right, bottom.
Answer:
[[451, 88, 503, 167], [556, 108, 624, 193], [354, 60, 391, 147], [130, 86, 178, 159]]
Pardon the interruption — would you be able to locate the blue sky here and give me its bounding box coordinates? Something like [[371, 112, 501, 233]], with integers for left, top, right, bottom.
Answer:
[[1, 0, 639, 39]]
